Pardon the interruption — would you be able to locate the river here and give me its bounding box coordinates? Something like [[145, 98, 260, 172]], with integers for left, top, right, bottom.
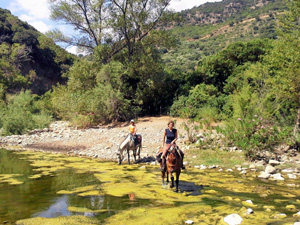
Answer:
[[0, 148, 300, 224]]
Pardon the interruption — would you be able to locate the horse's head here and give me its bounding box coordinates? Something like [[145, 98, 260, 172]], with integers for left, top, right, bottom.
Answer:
[[167, 145, 180, 172]]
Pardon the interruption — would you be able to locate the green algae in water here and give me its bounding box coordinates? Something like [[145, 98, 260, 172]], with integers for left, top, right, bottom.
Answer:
[[16, 215, 99, 225], [67, 206, 108, 213], [0, 174, 23, 185], [3, 149, 300, 224]]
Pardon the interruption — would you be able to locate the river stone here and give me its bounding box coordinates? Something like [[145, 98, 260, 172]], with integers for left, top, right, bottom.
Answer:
[[224, 214, 243, 225], [258, 171, 270, 179], [288, 174, 297, 179], [265, 165, 277, 174], [282, 168, 294, 173], [200, 165, 207, 170], [269, 160, 280, 166], [246, 208, 253, 214], [249, 164, 256, 169], [271, 173, 284, 181]]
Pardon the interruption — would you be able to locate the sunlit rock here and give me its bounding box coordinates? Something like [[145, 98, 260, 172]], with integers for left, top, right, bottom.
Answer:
[[224, 214, 243, 225], [258, 171, 270, 179], [282, 168, 294, 173], [246, 208, 253, 214], [271, 173, 284, 181], [242, 200, 258, 207], [269, 160, 280, 166], [287, 174, 297, 179], [265, 165, 276, 174]]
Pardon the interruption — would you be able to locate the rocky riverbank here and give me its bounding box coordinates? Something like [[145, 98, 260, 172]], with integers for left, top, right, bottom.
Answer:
[[0, 117, 189, 161], [1, 116, 300, 183]]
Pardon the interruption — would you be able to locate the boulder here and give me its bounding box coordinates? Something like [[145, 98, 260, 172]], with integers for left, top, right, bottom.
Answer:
[[269, 160, 280, 166], [224, 214, 243, 225], [265, 165, 277, 174], [258, 171, 270, 179], [271, 173, 284, 181]]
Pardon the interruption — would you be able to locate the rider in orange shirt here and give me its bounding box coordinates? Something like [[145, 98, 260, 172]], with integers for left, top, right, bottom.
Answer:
[[129, 119, 137, 145]]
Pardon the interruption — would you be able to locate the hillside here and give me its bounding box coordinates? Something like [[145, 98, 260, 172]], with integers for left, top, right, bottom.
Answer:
[[0, 8, 75, 94], [162, 0, 287, 71]]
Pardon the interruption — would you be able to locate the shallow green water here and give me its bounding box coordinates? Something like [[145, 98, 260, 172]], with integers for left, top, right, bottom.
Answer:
[[1, 148, 300, 225], [0, 149, 149, 224]]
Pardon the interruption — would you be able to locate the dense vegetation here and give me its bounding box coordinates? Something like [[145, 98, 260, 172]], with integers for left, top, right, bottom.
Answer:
[[162, 0, 287, 71], [0, 0, 299, 160]]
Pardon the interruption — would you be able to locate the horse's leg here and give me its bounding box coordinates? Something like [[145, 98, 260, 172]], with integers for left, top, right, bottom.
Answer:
[[170, 172, 174, 188], [161, 170, 165, 185], [133, 149, 137, 162], [118, 148, 122, 165], [138, 143, 141, 160], [175, 171, 180, 192], [127, 149, 130, 164], [118, 154, 122, 165]]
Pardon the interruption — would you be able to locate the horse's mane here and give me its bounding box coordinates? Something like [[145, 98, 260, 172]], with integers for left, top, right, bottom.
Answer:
[[119, 134, 131, 148]]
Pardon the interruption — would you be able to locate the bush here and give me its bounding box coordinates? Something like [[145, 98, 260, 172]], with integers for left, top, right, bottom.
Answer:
[[0, 91, 53, 135], [218, 116, 293, 159]]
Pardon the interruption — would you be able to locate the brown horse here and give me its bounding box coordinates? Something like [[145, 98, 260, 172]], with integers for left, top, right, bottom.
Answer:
[[160, 144, 182, 192]]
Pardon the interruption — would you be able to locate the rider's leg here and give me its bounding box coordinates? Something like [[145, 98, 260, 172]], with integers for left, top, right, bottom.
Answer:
[[179, 150, 185, 169], [161, 144, 169, 171]]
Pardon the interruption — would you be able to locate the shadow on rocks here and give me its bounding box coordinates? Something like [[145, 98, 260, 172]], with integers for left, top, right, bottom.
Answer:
[[134, 156, 156, 164]]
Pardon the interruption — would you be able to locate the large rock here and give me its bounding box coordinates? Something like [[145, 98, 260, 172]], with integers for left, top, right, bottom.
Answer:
[[265, 165, 277, 174], [271, 173, 284, 181], [224, 214, 243, 225], [258, 171, 271, 179], [269, 160, 280, 166]]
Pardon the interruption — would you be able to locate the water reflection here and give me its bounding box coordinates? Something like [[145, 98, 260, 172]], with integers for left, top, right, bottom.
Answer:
[[34, 195, 71, 218]]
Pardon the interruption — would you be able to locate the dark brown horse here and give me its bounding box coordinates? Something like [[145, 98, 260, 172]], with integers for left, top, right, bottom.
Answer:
[[160, 144, 182, 192]]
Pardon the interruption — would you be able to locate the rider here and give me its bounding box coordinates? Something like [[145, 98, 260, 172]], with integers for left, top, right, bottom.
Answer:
[[129, 119, 138, 145], [161, 120, 185, 171]]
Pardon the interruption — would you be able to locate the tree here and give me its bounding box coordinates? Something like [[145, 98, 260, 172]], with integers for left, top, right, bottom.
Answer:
[[48, 0, 172, 62], [275, 0, 300, 139]]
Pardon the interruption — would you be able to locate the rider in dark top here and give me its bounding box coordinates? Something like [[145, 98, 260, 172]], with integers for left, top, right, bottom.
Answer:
[[161, 120, 185, 171]]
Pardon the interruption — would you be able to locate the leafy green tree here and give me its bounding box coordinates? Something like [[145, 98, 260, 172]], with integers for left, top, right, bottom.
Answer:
[[48, 0, 172, 61]]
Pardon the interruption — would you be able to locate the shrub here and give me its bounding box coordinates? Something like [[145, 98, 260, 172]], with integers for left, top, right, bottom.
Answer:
[[0, 91, 53, 135], [218, 116, 293, 159]]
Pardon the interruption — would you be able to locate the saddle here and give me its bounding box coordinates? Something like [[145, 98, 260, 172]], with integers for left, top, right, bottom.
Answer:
[[156, 144, 182, 163], [130, 134, 141, 146]]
